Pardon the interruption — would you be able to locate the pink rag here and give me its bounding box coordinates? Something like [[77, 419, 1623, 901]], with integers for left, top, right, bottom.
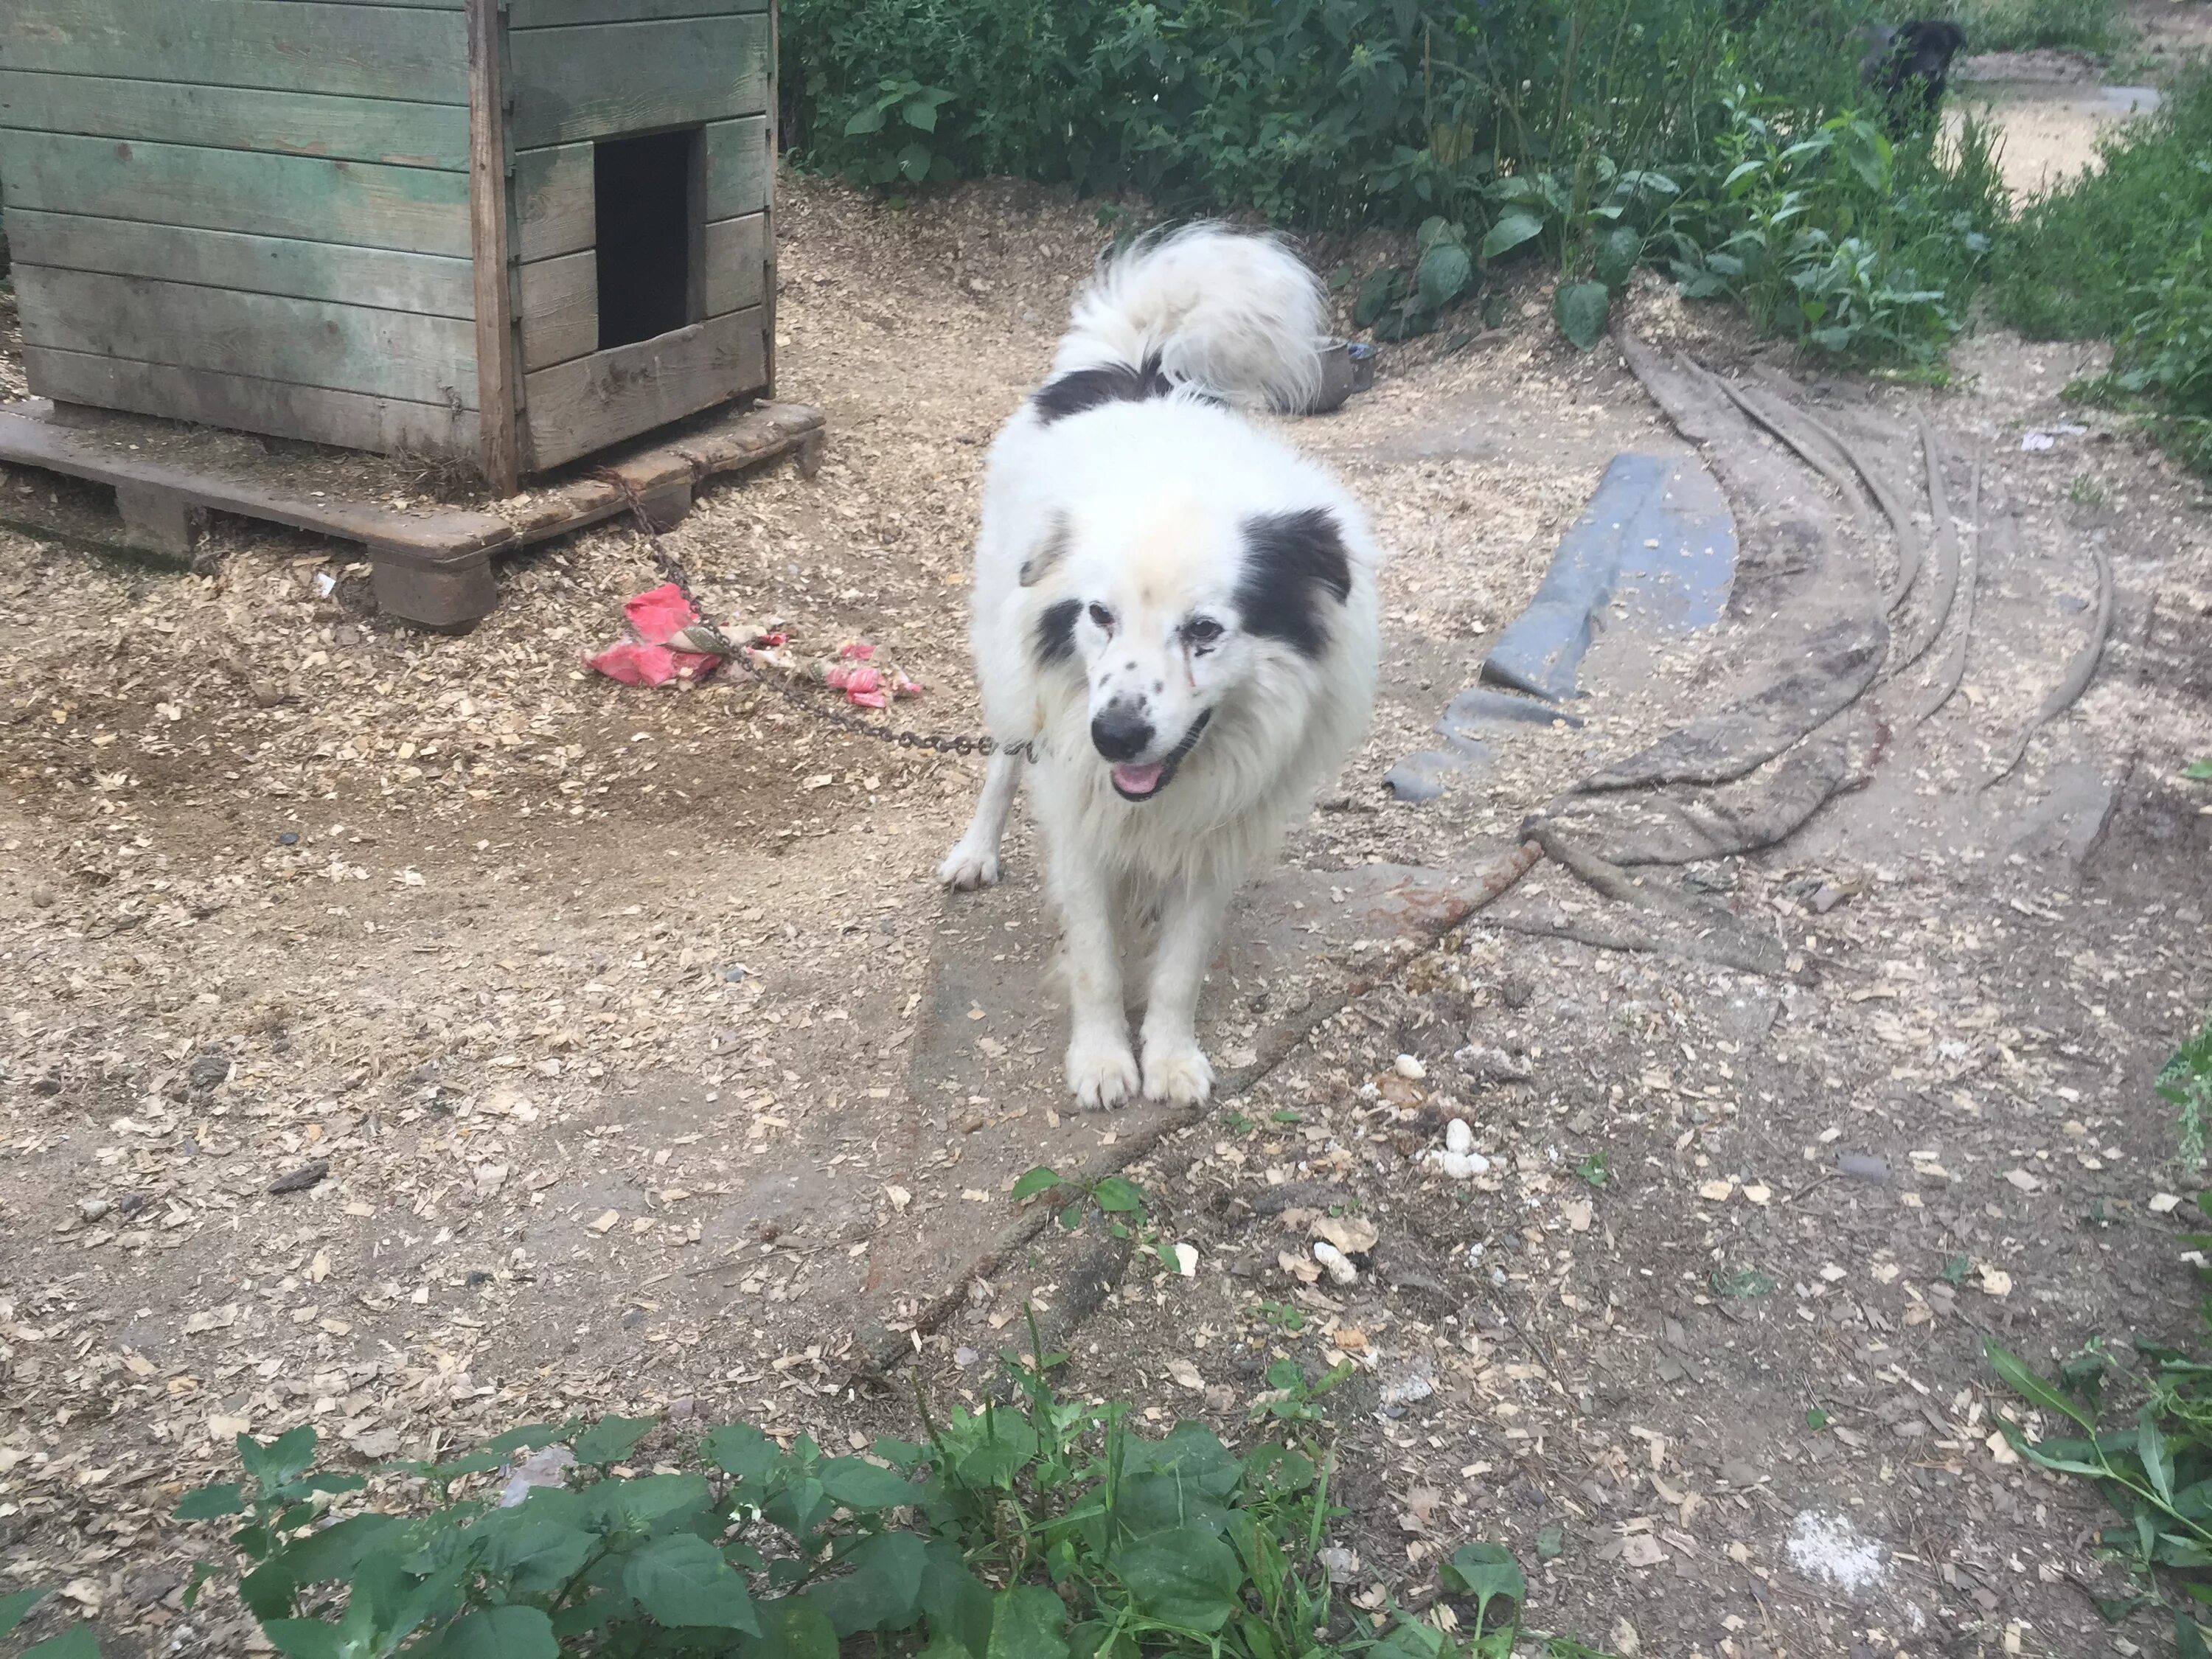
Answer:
[[586, 582, 723, 687]]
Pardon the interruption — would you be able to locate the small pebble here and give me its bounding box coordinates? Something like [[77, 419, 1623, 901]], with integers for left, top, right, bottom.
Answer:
[[77, 1197, 111, 1222], [1393, 1053, 1427, 1080], [1444, 1118, 1474, 1155]]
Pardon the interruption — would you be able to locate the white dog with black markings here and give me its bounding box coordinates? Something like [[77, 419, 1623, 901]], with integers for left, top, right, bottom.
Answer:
[[939, 226, 1381, 1110]]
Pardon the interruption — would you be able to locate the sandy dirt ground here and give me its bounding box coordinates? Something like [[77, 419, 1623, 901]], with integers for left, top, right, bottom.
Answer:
[[4, 35, 2212, 1659]]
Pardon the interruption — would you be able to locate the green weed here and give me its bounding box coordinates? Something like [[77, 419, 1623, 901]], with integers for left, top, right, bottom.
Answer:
[[1988, 1334, 2212, 1652], [1997, 73, 2212, 341], [1941, 0, 2118, 56], [153, 1322, 1558, 1659], [0, 1587, 95, 1657], [2073, 226, 2212, 476], [2163, 1018, 2212, 1175]]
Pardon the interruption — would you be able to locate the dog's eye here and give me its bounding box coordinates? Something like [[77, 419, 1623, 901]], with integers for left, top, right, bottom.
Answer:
[[1086, 603, 1114, 630], [1185, 618, 1224, 644]]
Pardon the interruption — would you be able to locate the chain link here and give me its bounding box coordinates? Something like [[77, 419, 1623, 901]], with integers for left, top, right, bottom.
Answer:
[[601, 472, 1033, 762]]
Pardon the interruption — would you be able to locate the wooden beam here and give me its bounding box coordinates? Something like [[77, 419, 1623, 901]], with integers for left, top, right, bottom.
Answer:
[[14, 267, 477, 405], [4, 212, 475, 319], [467, 0, 521, 496], [24, 348, 480, 458], [765, 0, 779, 399], [521, 307, 767, 470], [0, 130, 470, 255], [0, 70, 470, 170], [506, 13, 770, 147], [0, 0, 468, 102]]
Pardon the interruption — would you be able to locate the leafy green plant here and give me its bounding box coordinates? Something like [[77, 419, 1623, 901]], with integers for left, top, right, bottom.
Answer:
[[1997, 72, 2212, 342], [1711, 1266, 1775, 1298], [165, 1321, 1537, 1659], [1655, 92, 2001, 365], [1248, 1357, 1357, 1425], [1573, 1152, 1610, 1188], [1987, 1336, 2212, 1651], [836, 78, 959, 185], [1943, 0, 2117, 56], [2161, 1017, 2212, 1174], [0, 1588, 97, 1658], [1012, 1166, 1180, 1272], [1354, 218, 1480, 341], [2073, 227, 2212, 477]]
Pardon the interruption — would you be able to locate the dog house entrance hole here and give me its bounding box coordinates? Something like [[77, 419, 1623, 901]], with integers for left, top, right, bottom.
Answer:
[[595, 128, 700, 349]]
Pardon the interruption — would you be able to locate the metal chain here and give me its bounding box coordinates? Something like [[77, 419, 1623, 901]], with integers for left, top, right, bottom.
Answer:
[[600, 473, 1034, 762]]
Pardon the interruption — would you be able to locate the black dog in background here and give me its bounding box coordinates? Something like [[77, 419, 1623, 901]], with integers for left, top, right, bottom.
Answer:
[[1859, 19, 1970, 139]]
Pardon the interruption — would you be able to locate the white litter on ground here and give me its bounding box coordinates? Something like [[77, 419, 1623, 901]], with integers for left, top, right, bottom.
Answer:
[[1787, 1511, 1887, 1593]]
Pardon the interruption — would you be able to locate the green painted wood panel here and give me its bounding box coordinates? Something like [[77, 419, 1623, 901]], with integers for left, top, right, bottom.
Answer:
[[703, 212, 767, 317], [3, 211, 474, 317], [524, 306, 765, 468], [15, 266, 479, 407], [0, 71, 468, 170], [518, 250, 595, 371], [703, 116, 771, 220], [1, 0, 467, 103], [514, 142, 593, 262], [0, 131, 472, 255], [511, 0, 764, 23], [508, 14, 769, 147], [23, 346, 479, 457], [510, 117, 765, 265]]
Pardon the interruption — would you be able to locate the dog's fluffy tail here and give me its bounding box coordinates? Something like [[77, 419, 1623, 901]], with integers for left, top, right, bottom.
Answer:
[[1051, 224, 1327, 414]]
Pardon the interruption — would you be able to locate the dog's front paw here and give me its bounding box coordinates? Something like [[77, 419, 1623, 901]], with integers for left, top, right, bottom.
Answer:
[[1141, 1036, 1214, 1106], [1066, 1033, 1139, 1111], [936, 839, 1000, 891]]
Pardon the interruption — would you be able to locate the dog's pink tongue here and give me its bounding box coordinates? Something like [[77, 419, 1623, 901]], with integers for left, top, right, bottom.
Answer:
[[1113, 762, 1164, 796]]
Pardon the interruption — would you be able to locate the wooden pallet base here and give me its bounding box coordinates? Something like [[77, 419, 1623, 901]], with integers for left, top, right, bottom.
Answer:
[[0, 397, 825, 628]]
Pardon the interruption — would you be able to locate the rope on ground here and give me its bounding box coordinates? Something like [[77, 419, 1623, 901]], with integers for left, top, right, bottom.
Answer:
[[1914, 461, 1984, 727], [845, 838, 1546, 1382], [1683, 360, 1876, 549], [1887, 420, 1963, 679], [1983, 537, 2115, 787], [1787, 400, 1925, 612]]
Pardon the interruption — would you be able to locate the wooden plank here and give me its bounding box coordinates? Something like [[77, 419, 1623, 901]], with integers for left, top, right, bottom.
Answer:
[[466, 0, 519, 495], [1, 211, 474, 317], [0, 131, 471, 256], [510, 0, 765, 24], [703, 116, 771, 220], [15, 355, 481, 459], [14, 267, 479, 407], [518, 251, 596, 372], [0, 72, 468, 170], [703, 212, 768, 317], [513, 142, 593, 262], [523, 305, 766, 469], [1, 0, 467, 102], [508, 14, 769, 147], [763, 0, 779, 399], [502, 397, 818, 541]]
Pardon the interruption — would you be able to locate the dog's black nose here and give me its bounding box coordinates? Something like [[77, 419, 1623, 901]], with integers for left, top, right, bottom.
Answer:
[[1091, 705, 1153, 761]]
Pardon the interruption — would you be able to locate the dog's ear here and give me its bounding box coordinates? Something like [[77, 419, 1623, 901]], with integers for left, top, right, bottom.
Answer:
[[1018, 513, 1073, 588], [1237, 508, 1352, 659]]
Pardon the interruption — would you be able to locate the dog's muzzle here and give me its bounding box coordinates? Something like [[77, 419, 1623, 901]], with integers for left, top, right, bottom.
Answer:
[[1110, 710, 1213, 802]]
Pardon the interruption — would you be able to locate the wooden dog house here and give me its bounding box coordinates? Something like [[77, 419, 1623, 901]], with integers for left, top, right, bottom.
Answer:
[[0, 0, 779, 495]]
